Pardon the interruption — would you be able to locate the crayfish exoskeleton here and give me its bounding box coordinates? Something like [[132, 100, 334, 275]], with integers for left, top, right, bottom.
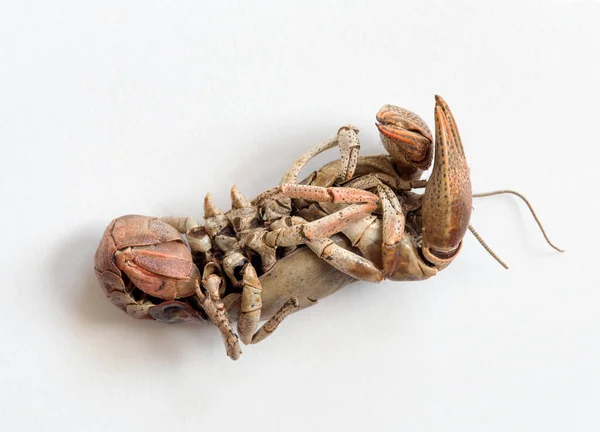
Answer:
[[94, 96, 560, 360]]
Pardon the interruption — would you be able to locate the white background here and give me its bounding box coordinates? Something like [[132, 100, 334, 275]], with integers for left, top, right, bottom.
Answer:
[[1, 1, 599, 431]]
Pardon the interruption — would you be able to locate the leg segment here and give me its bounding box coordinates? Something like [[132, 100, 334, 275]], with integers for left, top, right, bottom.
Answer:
[[264, 203, 376, 248], [280, 125, 361, 185], [337, 125, 360, 182], [280, 183, 378, 204], [250, 297, 300, 344], [197, 269, 242, 360], [237, 264, 262, 345], [306, 237, 384, 282], [378, 184, 406, 277], [237, 263, 300, 345]]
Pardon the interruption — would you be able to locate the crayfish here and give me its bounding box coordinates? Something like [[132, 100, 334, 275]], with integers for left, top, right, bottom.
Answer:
[[94, 96, 561, 360]]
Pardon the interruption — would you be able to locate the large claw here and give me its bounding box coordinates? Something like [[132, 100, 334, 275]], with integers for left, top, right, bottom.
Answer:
[[376, 104, 434, 175], [421, 96, 472, 268]]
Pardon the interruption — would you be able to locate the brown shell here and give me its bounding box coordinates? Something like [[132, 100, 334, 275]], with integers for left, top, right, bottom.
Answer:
[[111, 214, 183, 249], [376, 104, 434, 170], [421, 97, 472, 267], [94, 215, 199, 305]]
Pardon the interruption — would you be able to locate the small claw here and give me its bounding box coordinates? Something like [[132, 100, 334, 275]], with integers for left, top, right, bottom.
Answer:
[[337, 125, 360, 181], [421, 96, 472, 268], [376, 104, 433, 170]]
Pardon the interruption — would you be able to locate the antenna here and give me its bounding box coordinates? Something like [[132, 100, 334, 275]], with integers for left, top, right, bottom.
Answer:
[[468, 188, 564, 270], [468, 224, 509, 269], [473, 190, 564, 253]]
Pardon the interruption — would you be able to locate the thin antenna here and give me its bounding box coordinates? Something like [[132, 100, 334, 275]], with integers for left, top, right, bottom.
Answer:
[[468, 224, 509, 269], [473, 190, 564, 253]]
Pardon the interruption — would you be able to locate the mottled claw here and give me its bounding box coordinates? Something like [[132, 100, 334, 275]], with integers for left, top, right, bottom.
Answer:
[[95, 215, 200, 303], [421, 96, 472, 268], [376, 104, 433, 172]]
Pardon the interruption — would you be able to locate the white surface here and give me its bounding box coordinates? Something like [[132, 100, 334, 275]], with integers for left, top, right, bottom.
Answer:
[[1, 1, 599, 431]]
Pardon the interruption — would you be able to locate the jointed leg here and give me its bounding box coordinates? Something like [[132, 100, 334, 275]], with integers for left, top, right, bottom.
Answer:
[[257, 183, 387, 282], [280, 125, 361, 185], [306, 237, 384, 283], [307, 178, 406, 277], [237, 264, 262, 345], [337, 126, 360, 182], [263, 213, 386, 283], [237, 263, 300, 345], [278, 184, 405, 281], [250, 297, 300, 344], [264, 203, 375, 248], [196, 270, 242, 360], [377, 184, 406, 277], [262, 183, 378, 247], [279, 183, 377, 204]]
